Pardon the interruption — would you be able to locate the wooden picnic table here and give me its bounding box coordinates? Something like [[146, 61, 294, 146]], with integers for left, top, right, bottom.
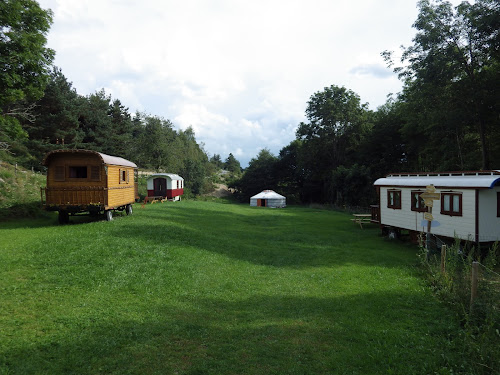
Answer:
[[351, 213, 371, 229]]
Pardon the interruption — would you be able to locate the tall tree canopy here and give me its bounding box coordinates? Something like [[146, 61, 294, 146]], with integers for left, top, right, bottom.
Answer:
[[231, 149, 278, 201], [385, 0, 500, 170], [224, 153, 241, 174], [295, 85, 371, 202], [0, 0, 54, 155]]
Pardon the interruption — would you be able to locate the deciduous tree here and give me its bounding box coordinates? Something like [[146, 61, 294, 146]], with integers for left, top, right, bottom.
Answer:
[[0, 0, 54, 154]]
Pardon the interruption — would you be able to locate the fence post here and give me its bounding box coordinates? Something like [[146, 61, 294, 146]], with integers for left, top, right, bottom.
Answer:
[[440, 245, 447, 274], [470, 261, 479, 312]]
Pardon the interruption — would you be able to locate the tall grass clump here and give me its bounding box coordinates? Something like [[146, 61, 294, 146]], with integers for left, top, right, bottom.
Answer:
[[418, 240, 500, 374]]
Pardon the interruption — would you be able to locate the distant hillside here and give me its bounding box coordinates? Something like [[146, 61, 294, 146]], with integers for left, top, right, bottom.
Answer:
[[0, 162, 47, 219]]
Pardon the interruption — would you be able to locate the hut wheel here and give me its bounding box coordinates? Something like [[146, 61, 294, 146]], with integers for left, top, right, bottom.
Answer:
[[105, 210, 113, 221], [58, 210, 69, 225], [126, 204, 133, 215]]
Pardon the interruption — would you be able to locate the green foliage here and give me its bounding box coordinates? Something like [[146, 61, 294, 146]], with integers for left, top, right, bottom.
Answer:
[[418, 241, 500, 374], [0, 0, 54, 144], [224, 153, 241, 174], [293, 85, 372, 203], [326, 164, 374, 206], [23, 67, 82, 166], [231, 149, 278, 202], [0, 201, 482, 374], [387, 0, 500, 170], [209, 153, 223, 169]]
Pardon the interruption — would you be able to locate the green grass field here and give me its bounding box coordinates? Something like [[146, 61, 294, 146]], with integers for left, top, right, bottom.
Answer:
[[0, 201, 471, 374]]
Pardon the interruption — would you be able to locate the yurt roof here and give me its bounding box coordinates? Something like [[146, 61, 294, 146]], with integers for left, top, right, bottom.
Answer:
[[147, 173, 184, 181], [250, 190, 285, 199], [42, 149, 137, 168]]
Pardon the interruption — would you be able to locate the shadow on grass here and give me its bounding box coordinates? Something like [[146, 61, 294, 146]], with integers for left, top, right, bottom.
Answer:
[[116, 203, 415, 269], [0, 205, 135, 229], [0, 291, 461, 375]]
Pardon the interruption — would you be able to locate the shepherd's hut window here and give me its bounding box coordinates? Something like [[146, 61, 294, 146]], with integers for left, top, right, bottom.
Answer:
[[441, 192, 462, 216], [411, 191, 428, 212], [119, 169, 129, 184], [387, 190, 401, 209], [69, 166, 87, 179]]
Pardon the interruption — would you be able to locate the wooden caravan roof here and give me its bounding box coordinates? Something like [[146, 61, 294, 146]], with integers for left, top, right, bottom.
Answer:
[[374, 171, 500, 189], [42, 149, 137, 168], [147, 173, 184, 181]]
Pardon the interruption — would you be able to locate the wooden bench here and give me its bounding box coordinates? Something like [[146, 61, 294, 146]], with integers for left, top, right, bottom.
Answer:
[[351, 214, 371, 229], [141, 196, 167, 208]]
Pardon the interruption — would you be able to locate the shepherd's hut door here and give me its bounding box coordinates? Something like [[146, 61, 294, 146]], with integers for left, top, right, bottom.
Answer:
[[154, 178, 167, 197]]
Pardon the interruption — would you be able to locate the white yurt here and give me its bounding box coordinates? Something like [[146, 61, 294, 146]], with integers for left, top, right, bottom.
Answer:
[[250, 190, 286, 208]]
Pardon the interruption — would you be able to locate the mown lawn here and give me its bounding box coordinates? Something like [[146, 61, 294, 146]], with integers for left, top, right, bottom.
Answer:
[[0, 201, 467, 374]]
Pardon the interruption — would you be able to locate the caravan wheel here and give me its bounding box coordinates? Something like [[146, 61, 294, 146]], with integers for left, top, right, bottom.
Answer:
[[105, 210, 113, 221], [388, 227, 399, 240], [58, 210, 69, 225], [126, 204, 133, 215]]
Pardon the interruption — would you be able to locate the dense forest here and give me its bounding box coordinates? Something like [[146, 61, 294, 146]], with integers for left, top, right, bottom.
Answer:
[[1, 0, 499, 205]]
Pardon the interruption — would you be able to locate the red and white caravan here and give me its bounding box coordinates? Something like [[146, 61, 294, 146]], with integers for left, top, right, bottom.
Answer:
[[146, 173, 184, 201]]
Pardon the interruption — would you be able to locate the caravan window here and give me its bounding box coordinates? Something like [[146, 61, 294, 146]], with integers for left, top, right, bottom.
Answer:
[[387, 190, 401, 209], [441, 192, 462, 216], [69, 166, 87, 179], [119, 169, 129, 184], [411, 191, 428, 212]]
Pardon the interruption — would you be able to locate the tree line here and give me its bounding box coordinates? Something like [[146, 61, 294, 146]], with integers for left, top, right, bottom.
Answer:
[[1, 0, 499, 205], [231, 0, 500, 206], [0, 0, 239, 196]]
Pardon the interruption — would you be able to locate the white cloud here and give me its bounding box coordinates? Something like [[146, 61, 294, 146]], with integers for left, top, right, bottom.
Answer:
[[38, 0, 463, 166]]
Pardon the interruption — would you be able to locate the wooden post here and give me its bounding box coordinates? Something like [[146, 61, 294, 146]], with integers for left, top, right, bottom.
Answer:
[[440, 245, 447, 274], [470, 261, 479, 311]]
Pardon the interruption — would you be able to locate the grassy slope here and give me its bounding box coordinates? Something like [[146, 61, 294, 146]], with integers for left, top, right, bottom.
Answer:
[[0, 201, 468, 374], [0, 162, 46, 219]]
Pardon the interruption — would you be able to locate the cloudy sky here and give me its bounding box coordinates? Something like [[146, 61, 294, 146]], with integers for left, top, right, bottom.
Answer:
[[36, 0, 458, 167]]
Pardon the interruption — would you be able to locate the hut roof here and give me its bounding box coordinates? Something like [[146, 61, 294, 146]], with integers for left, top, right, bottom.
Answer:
[[42, 149, 137, 168], [250, 190, 285, 199], [147, 173, 184, 181], [374, 171, 500, 189]]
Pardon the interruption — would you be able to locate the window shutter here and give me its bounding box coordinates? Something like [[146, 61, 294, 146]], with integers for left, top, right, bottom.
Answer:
[[91, 166, 100, 181], [54, 166, 65, 181]]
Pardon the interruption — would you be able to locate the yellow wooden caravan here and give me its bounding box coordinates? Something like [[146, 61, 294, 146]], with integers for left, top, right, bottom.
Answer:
[[41, 149, 138, 223]]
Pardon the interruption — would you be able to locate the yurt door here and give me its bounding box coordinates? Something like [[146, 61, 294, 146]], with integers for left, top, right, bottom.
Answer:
[[258, 199, 266, 207], [153, 178, 167, 197]]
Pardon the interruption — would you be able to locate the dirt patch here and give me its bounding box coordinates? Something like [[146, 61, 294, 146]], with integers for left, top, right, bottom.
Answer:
[[206, 183, 233, 198]]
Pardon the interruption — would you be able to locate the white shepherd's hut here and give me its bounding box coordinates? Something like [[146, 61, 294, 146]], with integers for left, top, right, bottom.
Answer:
[[250, 190, 286, 208], [146, 173, 184, 201], [372, 170, 500, 244]]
